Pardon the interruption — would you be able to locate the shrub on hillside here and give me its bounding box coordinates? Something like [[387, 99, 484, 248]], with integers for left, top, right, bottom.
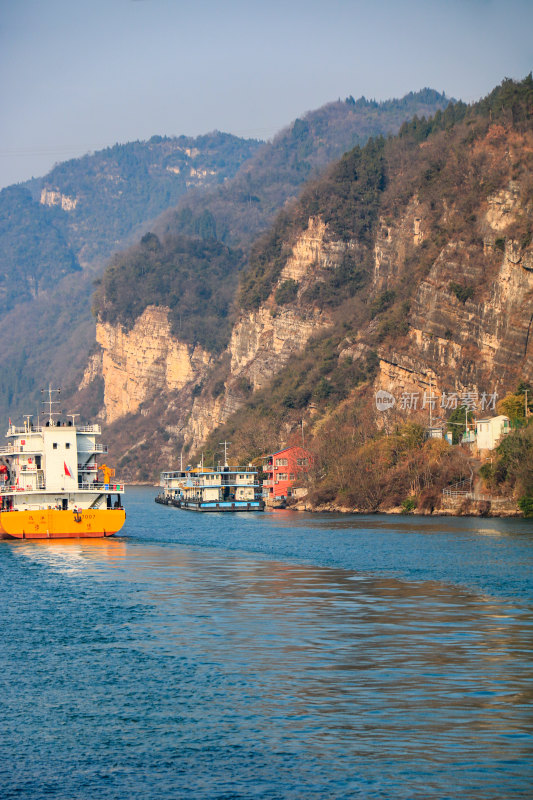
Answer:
[[275, 279, 299, 305]]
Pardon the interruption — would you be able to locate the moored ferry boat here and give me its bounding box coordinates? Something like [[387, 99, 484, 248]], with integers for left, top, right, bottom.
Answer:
[[0, 389, 125, 539], [156, 464, 264, 512]]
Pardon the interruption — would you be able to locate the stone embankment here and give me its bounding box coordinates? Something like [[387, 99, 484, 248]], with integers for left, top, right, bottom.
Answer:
[[290, 495, 521, 517]]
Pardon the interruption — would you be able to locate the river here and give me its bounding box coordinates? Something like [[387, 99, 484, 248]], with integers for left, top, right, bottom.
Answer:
[[1, 486, 532, 799]]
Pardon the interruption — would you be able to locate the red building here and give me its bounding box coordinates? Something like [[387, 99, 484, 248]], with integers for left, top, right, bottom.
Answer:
[[262, 446, 313, 501]]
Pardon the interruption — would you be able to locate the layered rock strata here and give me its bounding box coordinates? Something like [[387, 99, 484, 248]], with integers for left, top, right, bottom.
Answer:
[[95, 306, 211, 424], [373, 182, 533, 399]]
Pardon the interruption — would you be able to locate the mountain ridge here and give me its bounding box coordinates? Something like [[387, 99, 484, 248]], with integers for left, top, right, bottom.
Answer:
[[0, 132, 262, 422], [91, 89, 452, 363], [77, 77, 533, 494]]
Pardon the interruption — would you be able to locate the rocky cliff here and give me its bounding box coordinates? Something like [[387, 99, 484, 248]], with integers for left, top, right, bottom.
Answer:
[[87, 217, 341, 462], [94, 306, 212, 424], [371, 175, 533, 404], [76, 78, 533, 481], [0, 132, 261, 426]]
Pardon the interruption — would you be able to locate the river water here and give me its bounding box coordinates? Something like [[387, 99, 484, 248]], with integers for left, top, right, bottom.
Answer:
[[1, 486, 532, 799]]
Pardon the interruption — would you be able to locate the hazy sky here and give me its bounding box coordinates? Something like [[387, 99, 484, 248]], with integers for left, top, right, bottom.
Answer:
[[1, 0, 532, 189]]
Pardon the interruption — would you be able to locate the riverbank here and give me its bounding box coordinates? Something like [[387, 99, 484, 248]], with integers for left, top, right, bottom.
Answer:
[[290, 495, 522, 517]]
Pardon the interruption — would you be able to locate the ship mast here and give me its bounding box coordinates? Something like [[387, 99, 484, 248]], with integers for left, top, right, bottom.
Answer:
[[219, 441, 231, 467], [41, 384, 61, 425]]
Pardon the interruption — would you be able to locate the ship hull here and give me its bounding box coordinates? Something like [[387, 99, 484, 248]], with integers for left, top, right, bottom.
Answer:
[[173, 500, 264, 512], [0, 508, 126, 539]]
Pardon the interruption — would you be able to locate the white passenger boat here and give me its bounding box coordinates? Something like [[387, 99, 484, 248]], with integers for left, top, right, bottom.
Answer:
[[156, 464, 264, 512]]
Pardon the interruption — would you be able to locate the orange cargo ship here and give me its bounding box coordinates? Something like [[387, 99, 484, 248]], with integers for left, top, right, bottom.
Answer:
[[0, 387, 125, 539]]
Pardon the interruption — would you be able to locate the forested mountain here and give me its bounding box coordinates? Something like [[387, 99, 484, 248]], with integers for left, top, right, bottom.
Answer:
[[93, 89, 451, 357], [82, 77, 533, 513], [0, 132, 261, 422], [34, 133, 261, 264], [198, 77, 533, 510], [95, 233, 245, 353], [1, 90, 451, 427], [0, 186, 80, 309], [156, 89, 451, 249]]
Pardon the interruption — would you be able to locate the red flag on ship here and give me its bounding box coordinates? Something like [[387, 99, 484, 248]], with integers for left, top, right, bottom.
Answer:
[[64, 462, 72, 478]]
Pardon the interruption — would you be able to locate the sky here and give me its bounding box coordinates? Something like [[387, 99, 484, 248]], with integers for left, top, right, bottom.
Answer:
[[1, 0, 532, 190]]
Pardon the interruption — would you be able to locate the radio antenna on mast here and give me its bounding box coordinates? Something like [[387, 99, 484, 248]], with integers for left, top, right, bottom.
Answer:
[[219, 441, 231, 467], [41, 384, 61, 426]]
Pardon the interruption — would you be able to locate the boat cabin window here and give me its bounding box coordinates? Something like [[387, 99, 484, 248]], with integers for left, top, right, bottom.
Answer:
[[53, 443, 58, 449], [65, 443, 71, 449], [62, 499, 68, 510]]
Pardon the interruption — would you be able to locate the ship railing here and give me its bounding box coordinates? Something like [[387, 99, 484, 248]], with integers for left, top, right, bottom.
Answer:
[[161, 467, 258, 479], [0, 444, 107, 456], [0, 444, 45, 455], [213, 466, 258, 473], [20, 466, 45, 476], [0, 482, 123, 493], [6, 425, 40, 434], [181, 466, 258, 474], [78, 481, 124, 491], [6, 425, 49, 434], [78, 444, 107, 454], [6, 423, 101, 435], [0, 444, 43, 455]]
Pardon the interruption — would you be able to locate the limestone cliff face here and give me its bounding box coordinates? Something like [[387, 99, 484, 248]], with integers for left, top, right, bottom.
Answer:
[[183, 390, 244, 453], [40, 187, 78, 211], [90, 216, 342, 455], [229, 306, 325, 391], [280, 216, 328, 281], [80, 350, 103, 390], [409, 186, 533, 387], [80, 110, 533, 483], [88, 177, 532, 470], [229, 217, 352, 387], [180, 216, 340, 449], [372, 181, 533, 401], [96, 306, 211, 424], [373, 198, 425, 292]]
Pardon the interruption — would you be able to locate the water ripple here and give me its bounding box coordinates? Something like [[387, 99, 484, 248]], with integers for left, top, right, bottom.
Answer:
[[0, 487, 531, 799]]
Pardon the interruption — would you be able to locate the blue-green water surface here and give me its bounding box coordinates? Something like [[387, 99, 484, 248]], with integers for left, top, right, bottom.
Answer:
[[1, 486, 532, 799]]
